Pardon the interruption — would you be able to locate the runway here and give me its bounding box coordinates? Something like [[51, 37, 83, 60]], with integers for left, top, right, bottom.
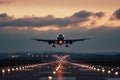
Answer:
[[0, 61, 120, 80]]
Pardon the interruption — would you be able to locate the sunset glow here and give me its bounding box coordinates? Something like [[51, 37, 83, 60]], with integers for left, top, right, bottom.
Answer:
[[33, 26, 59, 31], [0, 0, 120, 52]]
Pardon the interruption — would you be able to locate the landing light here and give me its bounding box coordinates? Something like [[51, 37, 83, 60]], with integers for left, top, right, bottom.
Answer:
[[59, 40, 63, 44]]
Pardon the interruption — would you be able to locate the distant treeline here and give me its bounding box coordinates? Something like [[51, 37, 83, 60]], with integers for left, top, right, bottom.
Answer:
[[0, 58, 42, 68]]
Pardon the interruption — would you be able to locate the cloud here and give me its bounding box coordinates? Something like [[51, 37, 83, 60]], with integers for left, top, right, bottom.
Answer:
[[0, 10, 105, 27], [0, 0, 11, 4], [110, 8, 120, 20], [95, 12, 105, 18], [72, 10, 104, 19], [33, 26, 59, 31], [0, 13, 13, 21]]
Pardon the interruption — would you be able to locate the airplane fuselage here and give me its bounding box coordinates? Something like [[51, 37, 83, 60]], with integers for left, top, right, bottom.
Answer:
[[57, 34, 65, 45]]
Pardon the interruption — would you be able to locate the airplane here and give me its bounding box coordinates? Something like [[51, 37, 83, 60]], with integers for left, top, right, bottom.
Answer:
[[31, 33, 90, 47]]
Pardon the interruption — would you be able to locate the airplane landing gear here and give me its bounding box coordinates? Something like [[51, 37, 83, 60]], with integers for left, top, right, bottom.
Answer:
[[65, 44, 69, 47], [52, 44, 56, 48]]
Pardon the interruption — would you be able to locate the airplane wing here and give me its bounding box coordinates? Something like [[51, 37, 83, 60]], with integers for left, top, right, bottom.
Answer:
[[31, 38, 58, 45], [31, 38, 49, 42], [31, 38, 56, 42], [65, 38, 90, 42], [31, 38, 90, 46]]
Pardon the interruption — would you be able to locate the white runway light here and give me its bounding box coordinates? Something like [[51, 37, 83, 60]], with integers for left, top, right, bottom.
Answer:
[[115, 72, 118, 75], [22, 67, 24, 69], [53, 71, 56, 74], [2, 69, 5, 73], [97, 68, 100, 71], [108, 70, 111, 74], [7, 69, 10, 72], [16, 67, 19, 71], [111, 68, 114, 71], [19, 67, 22, 70], [94, 68, 96, 70], [102, 69, 105, 73], [12, 68, 15, 71], [48, 76, 52, 80]]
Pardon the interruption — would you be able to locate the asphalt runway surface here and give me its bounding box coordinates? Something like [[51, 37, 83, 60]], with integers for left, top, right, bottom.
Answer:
[[0, 61, 120, 80]]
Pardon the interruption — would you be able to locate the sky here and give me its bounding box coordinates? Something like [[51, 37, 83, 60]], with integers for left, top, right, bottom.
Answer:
[[0, 0, 120, 53]]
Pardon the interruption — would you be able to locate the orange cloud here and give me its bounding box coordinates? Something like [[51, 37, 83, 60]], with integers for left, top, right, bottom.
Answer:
[[33, 26, 59, 31], [105, 20, 120, 28], [3, 26, 28, 30], [17, 27, 28, 30], [0, 9, 120, 31]]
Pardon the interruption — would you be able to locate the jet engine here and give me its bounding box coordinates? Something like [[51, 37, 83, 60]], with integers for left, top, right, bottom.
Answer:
[[48, 41, 52, 44], [69, 41, 73, 44]]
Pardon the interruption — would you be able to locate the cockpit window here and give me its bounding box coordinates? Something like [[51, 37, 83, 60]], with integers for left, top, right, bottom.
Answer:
[[57, 33, 65, 37]]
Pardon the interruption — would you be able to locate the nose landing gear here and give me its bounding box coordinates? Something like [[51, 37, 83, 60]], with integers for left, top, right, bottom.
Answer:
[[52, 44, 56, 48], [65, 44, 69, 47]]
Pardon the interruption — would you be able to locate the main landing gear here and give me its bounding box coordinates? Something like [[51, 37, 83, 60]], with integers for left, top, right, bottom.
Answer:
[[52, 44, 56, 48], [52, 44, 69, 47], [65, 44, 69, 47]]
